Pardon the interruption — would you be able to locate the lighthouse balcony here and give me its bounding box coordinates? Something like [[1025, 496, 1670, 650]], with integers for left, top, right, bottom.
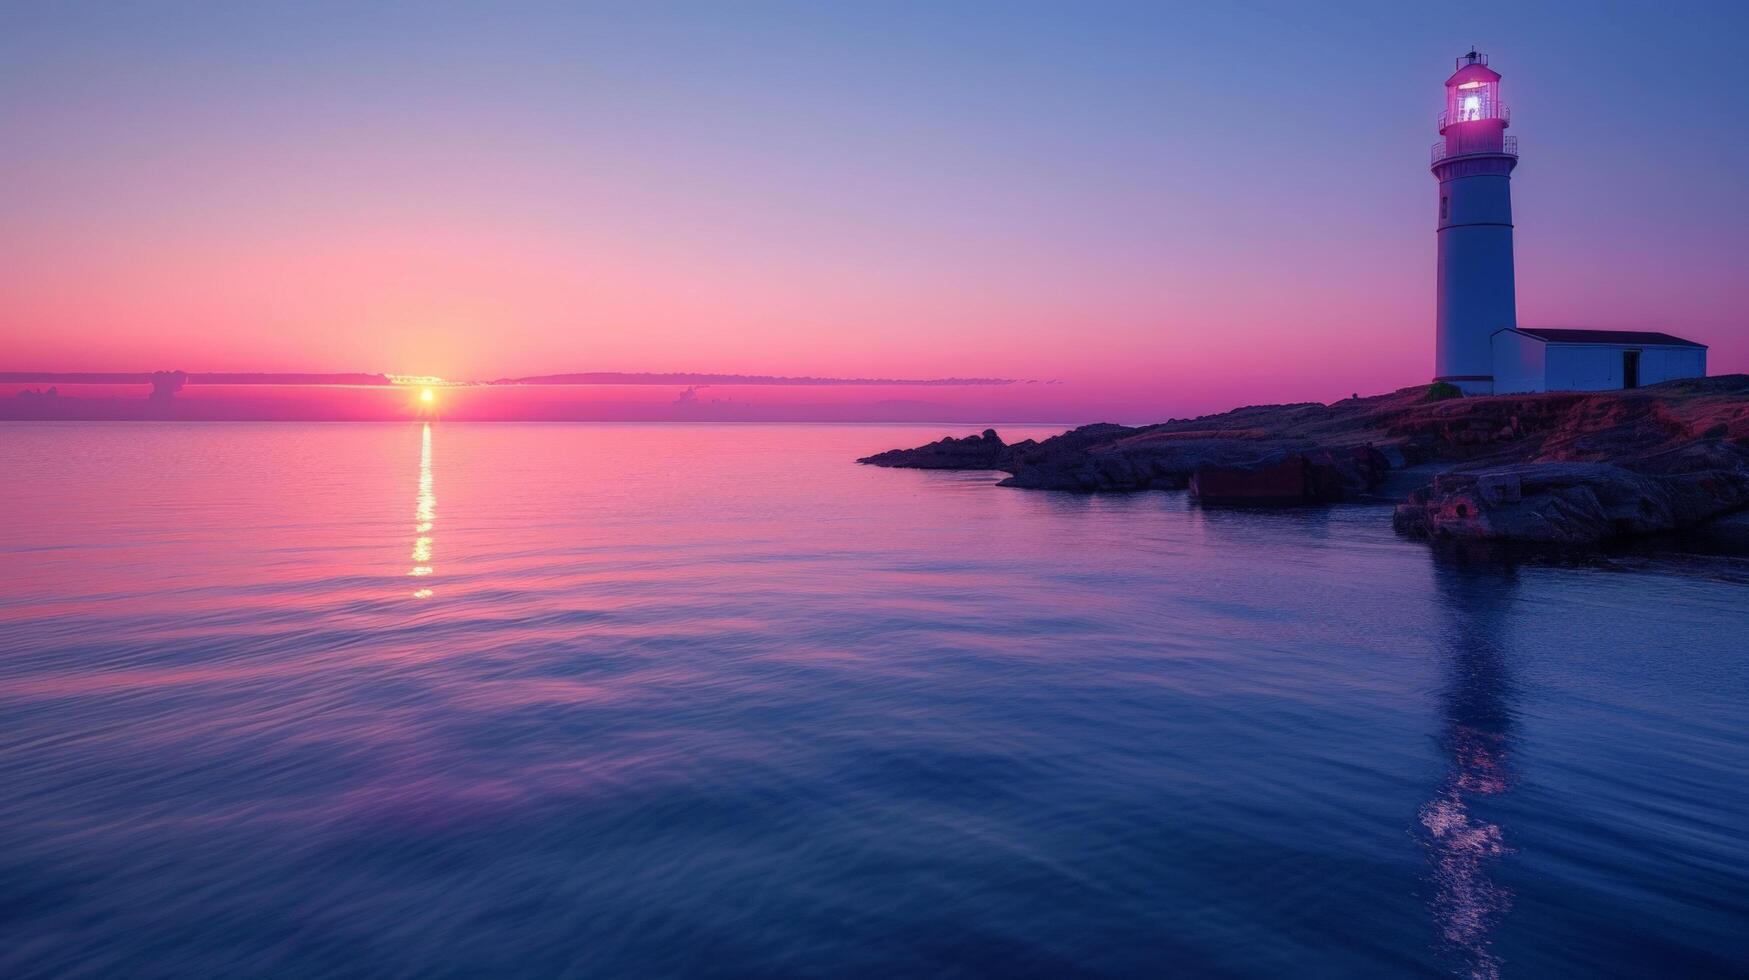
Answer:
[[1431, 134, 1517, 165], [1437, 103, 1510, 132]]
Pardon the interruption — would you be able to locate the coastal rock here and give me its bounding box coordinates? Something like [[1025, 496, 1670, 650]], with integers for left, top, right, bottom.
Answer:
[[1189, 455, 1315, 504], [1703, 509, 1749, 548], [1392, 456, 1749, 544], [867, 424, 1392, 500], [858, 428, 1013, 470], [859, 376, 1749, 545], [1000, 434, 1332, 493], [1393, 463, 1664, 543], [1188, 446, 1390, 505]]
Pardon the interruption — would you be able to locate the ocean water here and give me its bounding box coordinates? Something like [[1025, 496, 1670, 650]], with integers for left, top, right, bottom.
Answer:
[[1, 422, 1745, 978]]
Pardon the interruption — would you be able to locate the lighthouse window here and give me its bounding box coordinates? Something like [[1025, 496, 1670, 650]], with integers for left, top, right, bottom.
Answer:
[[1452, 79, 1495, 123], [1440, 196, 1449, 219]]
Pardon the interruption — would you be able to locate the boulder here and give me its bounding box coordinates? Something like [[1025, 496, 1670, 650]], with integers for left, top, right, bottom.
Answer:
[[1392, 461, 1749, 544], [1476, 471, 1522, 506], [1186, 445, 1392, 506], [1189, 455, 1312, 504]]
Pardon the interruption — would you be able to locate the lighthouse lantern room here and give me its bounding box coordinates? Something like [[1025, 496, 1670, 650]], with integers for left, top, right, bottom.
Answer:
[[1443, 52, 1505, 126]]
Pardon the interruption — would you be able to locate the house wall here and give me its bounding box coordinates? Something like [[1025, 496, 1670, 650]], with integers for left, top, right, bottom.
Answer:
[[1491, 331, 1546, 393], [1546, 345, 1623, 390], [1544, 344, 1707, 391], [1639, 347, 1707, 385]]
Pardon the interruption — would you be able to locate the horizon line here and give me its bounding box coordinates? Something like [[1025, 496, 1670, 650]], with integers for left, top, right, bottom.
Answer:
[[0, 370, 1031, 387]]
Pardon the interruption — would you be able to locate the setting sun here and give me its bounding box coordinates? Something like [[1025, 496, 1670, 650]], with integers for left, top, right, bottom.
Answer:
[[420, 388, 435, 404]]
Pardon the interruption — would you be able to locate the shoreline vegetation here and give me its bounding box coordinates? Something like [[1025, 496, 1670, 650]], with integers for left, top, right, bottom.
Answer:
[[859, 376, 1749, 548]]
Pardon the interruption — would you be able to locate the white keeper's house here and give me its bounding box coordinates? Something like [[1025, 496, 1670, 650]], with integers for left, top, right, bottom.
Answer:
[[1491, 328, 1707, 394]]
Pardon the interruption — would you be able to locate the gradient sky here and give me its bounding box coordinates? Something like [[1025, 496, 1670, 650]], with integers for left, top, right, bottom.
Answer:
[[3, 0, 1745, 416]]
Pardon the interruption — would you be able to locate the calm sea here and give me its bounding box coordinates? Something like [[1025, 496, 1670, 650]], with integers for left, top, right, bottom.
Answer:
[[2, 422, 1746, 978]]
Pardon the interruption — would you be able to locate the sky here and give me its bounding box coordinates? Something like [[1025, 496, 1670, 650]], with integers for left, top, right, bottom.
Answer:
[[2, 0, 1745, 419]]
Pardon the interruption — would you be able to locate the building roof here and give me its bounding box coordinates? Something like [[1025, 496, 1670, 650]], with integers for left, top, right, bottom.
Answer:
[[1446, 62, 1501, 87], [1509, 328, 1707, 349]]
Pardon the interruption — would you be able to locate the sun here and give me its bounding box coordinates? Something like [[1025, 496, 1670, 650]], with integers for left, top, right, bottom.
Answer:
[[420, 388, 435, 404]]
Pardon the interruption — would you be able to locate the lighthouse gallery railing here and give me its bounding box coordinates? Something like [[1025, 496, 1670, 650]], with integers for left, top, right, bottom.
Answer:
[[1431, 135, 1518, 165], [1438, 103, 1510, 131]]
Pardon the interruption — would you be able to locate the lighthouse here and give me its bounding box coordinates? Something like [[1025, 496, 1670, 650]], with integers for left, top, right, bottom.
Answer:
[[1431, 50, 1518, 395]]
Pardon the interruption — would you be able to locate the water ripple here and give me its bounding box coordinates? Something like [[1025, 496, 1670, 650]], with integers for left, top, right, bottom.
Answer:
[[1, 423, 1746, 977]]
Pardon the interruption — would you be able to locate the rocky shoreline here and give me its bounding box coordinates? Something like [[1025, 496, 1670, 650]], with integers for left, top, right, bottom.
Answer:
[[858, 376, 1749, 547]]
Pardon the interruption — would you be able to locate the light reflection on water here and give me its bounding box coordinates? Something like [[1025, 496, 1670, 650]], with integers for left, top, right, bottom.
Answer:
[[1422, 561, 1518, 980], [411, 422, 435, 596], [0, 422, 1745, 977]]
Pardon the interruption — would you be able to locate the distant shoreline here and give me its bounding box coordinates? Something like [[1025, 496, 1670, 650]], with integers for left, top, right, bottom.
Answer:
[[1, 373, 1075, 424], [0, 372, 399, 386]]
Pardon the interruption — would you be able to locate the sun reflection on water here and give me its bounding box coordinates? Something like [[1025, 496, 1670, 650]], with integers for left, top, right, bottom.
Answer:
[[410, 422, 435, 596]]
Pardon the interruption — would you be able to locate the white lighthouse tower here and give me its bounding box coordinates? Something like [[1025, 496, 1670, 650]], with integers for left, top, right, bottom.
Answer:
[[1431, 50, 1519, 394]]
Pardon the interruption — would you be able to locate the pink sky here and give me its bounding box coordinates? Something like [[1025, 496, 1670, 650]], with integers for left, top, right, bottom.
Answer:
[[3, 4, 1743, 421]]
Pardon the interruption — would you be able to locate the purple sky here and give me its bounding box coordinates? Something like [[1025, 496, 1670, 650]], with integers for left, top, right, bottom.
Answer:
[[2, 1, 1744, 418]]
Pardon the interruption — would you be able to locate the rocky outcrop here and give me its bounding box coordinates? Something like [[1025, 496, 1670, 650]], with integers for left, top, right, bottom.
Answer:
[[1188, 455, 1316, 504], [1190, 447, 1391, 505], [1395, 464, 1681, 543], [1390, 385, 1749, 544], [861, 425, 1393, 497], [859, 376, 1749, 545], [858, 428, 1015, 470], [1003, 432, 1327, 493]]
